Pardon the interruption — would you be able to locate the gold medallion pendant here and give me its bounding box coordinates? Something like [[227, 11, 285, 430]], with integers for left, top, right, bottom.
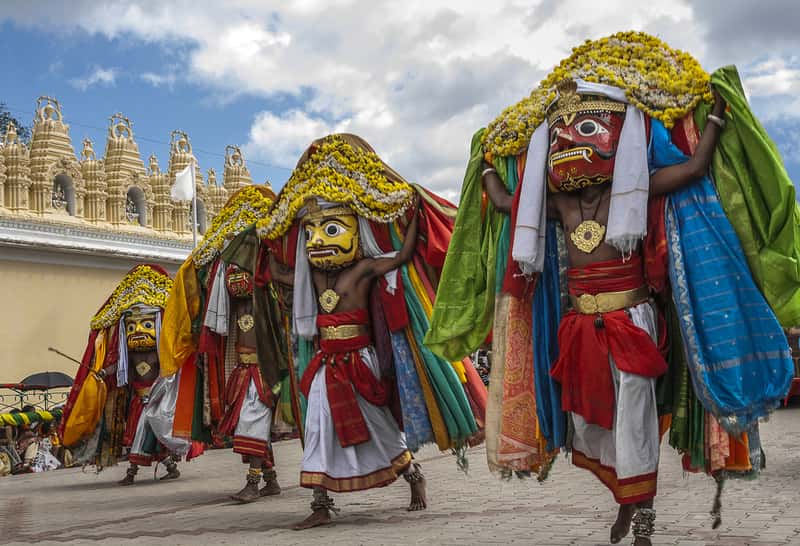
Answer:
[[319, 288, 341, 313], [135, 361, 152, 376], [570, 220, 606, 253], [237, 313, 255, 332]]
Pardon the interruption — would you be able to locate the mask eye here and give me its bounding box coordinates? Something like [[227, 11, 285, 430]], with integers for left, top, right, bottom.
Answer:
[[575, 119, 608, 137], [304, 227, 313, 241], [143, 321, 154, 330], [126, 323, 135, 333], [324, 222, 345, 237], [550, 128, 560, 146]]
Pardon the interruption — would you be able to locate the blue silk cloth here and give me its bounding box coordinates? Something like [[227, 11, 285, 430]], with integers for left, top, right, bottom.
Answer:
[[390, 330, 435, 451], [653, 119, 793, 435], [532, 220, 567, 450]]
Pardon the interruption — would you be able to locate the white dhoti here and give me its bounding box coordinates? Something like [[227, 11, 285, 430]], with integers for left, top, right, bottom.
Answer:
[[142, 372, 191, 457], [300, 345, 411, 492], [231, 377, 274, 461], [570, 301, 660, 504]]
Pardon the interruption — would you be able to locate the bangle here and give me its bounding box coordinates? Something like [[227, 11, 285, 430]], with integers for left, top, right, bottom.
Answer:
[[707, 114, 726, 129], [481, 167, 497, 178]]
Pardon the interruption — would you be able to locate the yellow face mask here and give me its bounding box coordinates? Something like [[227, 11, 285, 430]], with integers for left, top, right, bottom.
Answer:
[[303, 205, 360, 270], [124, 310, 157, 351]]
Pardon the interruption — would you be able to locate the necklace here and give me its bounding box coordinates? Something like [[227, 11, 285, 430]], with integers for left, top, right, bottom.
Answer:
[[318, 272, 340, 313], [570, 191, 606, 254]]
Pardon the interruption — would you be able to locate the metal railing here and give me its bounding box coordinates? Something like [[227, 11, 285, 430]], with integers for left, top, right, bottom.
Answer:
[[0, 386, 70, 413]]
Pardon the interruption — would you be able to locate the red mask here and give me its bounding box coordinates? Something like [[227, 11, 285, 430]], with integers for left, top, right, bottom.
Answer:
[[226, 265, 253, 298], [547, 110, 625, 192]]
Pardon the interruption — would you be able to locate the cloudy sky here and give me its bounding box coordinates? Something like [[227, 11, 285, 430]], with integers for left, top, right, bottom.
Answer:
[[1, 0, 798, 200]]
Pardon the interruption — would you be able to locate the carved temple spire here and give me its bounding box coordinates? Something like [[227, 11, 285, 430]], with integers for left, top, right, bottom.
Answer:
[[2, 121, 32, 212], [28, 96, 81, 216], [222, 145, 253, 193], [79, 137, 107, 223]]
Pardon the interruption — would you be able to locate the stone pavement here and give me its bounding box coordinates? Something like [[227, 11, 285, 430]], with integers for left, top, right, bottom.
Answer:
[[3, 407, 800, 546]]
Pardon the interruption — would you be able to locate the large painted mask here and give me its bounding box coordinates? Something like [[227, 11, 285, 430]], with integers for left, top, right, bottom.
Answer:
[[303, 201, 361, 271], [546, 81, 626, 193], [226, 264, 254, 298], [124, 307, 157, 351]]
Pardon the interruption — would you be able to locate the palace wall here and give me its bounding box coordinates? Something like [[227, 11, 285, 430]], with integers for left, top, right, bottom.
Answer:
[[0, 253, 180, 382]]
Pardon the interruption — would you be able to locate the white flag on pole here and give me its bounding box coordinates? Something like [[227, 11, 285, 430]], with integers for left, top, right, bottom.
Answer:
[[171, 161, 195, 201]]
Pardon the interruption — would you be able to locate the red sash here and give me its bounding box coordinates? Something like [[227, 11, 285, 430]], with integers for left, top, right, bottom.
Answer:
[[550, 257, 667, 430], [299, 309, 391, 448], [218, 364, 272, 436], [122, 379, 155, 446]]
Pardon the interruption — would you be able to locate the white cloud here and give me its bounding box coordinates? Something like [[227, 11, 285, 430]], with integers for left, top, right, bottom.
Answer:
[[743, 58, 800, 97], [141, 71, 177, 89], [6, 0, 800, 196], [242, 109, 349, 169], [69, 66, 117, 91]]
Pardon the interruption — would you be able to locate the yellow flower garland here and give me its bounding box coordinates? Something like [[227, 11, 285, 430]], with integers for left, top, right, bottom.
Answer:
[[91, 265, 173, 329], [192, 185, 276, 267], [256, 135, 414, 240], [483, 31, 712, 158]]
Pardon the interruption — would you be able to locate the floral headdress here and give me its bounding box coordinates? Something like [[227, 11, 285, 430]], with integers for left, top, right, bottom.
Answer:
[[483, 31, 712, 159], [192, 185, 276, 267], [256, 134, 415, 240], [90, 264, 173, 330]]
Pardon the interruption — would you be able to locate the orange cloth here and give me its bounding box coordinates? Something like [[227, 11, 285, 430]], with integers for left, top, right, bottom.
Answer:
[[497, 294, 554, 472], [62, 330, 108, 447], [159, 259, 201, 377]]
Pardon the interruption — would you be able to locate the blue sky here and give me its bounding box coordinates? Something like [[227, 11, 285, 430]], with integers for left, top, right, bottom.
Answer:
[[1, 1, 798, 199], [0, 21, 294, 185]]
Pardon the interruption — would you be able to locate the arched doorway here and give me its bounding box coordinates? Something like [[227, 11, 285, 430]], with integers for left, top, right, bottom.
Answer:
[[191, 199, 208, 235], [51, 174, 76, 216], [125, 186, 147, 226]]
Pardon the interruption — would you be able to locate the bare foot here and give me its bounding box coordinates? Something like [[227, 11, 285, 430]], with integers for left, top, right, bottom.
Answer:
[[610, 504, 634, 544], [633, 537, 652, 546], [230, 481, 260, 503], [159, 468, 180, 481], [292, 509, 332, 530], [259, 477, 281, 497], [407, 476, 427, 511]]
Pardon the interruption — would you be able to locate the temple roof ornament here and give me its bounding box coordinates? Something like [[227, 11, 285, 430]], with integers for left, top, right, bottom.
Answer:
[[148, 154, 160, 176], [168, 129, 202, 182], [4, 122, 19, 146], [104, 112, 146, 186], [223, 144, 253, 192], [81, 138, 96, 161], [30, 96, 76, 171]]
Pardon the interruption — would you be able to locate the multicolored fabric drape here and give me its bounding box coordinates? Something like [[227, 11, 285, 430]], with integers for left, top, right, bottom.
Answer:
[[654, 114, 794, 435]]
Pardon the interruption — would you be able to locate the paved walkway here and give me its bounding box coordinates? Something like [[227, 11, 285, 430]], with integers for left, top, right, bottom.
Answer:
[[3, 406, 800, 546]]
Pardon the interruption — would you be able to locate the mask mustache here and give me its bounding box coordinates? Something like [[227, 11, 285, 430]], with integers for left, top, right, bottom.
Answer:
[[307, 240, 355, 256], [549, 143, 616, 169]]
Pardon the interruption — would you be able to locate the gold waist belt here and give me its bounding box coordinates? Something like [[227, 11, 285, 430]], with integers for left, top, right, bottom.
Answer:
[[134, 386, 152, 398], [238, 352, 259, 365], [569, 286, 650, 314], [319, 324, 369, 341]]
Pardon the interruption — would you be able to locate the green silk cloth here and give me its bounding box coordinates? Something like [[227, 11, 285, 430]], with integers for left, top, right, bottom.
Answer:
[[666, 299, 705, 467], [698, 66, 800, 326], [425, 129, 508, 361]]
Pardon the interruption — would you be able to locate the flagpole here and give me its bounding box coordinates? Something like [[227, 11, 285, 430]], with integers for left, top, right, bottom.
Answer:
[[191, 158, 198, 248]]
